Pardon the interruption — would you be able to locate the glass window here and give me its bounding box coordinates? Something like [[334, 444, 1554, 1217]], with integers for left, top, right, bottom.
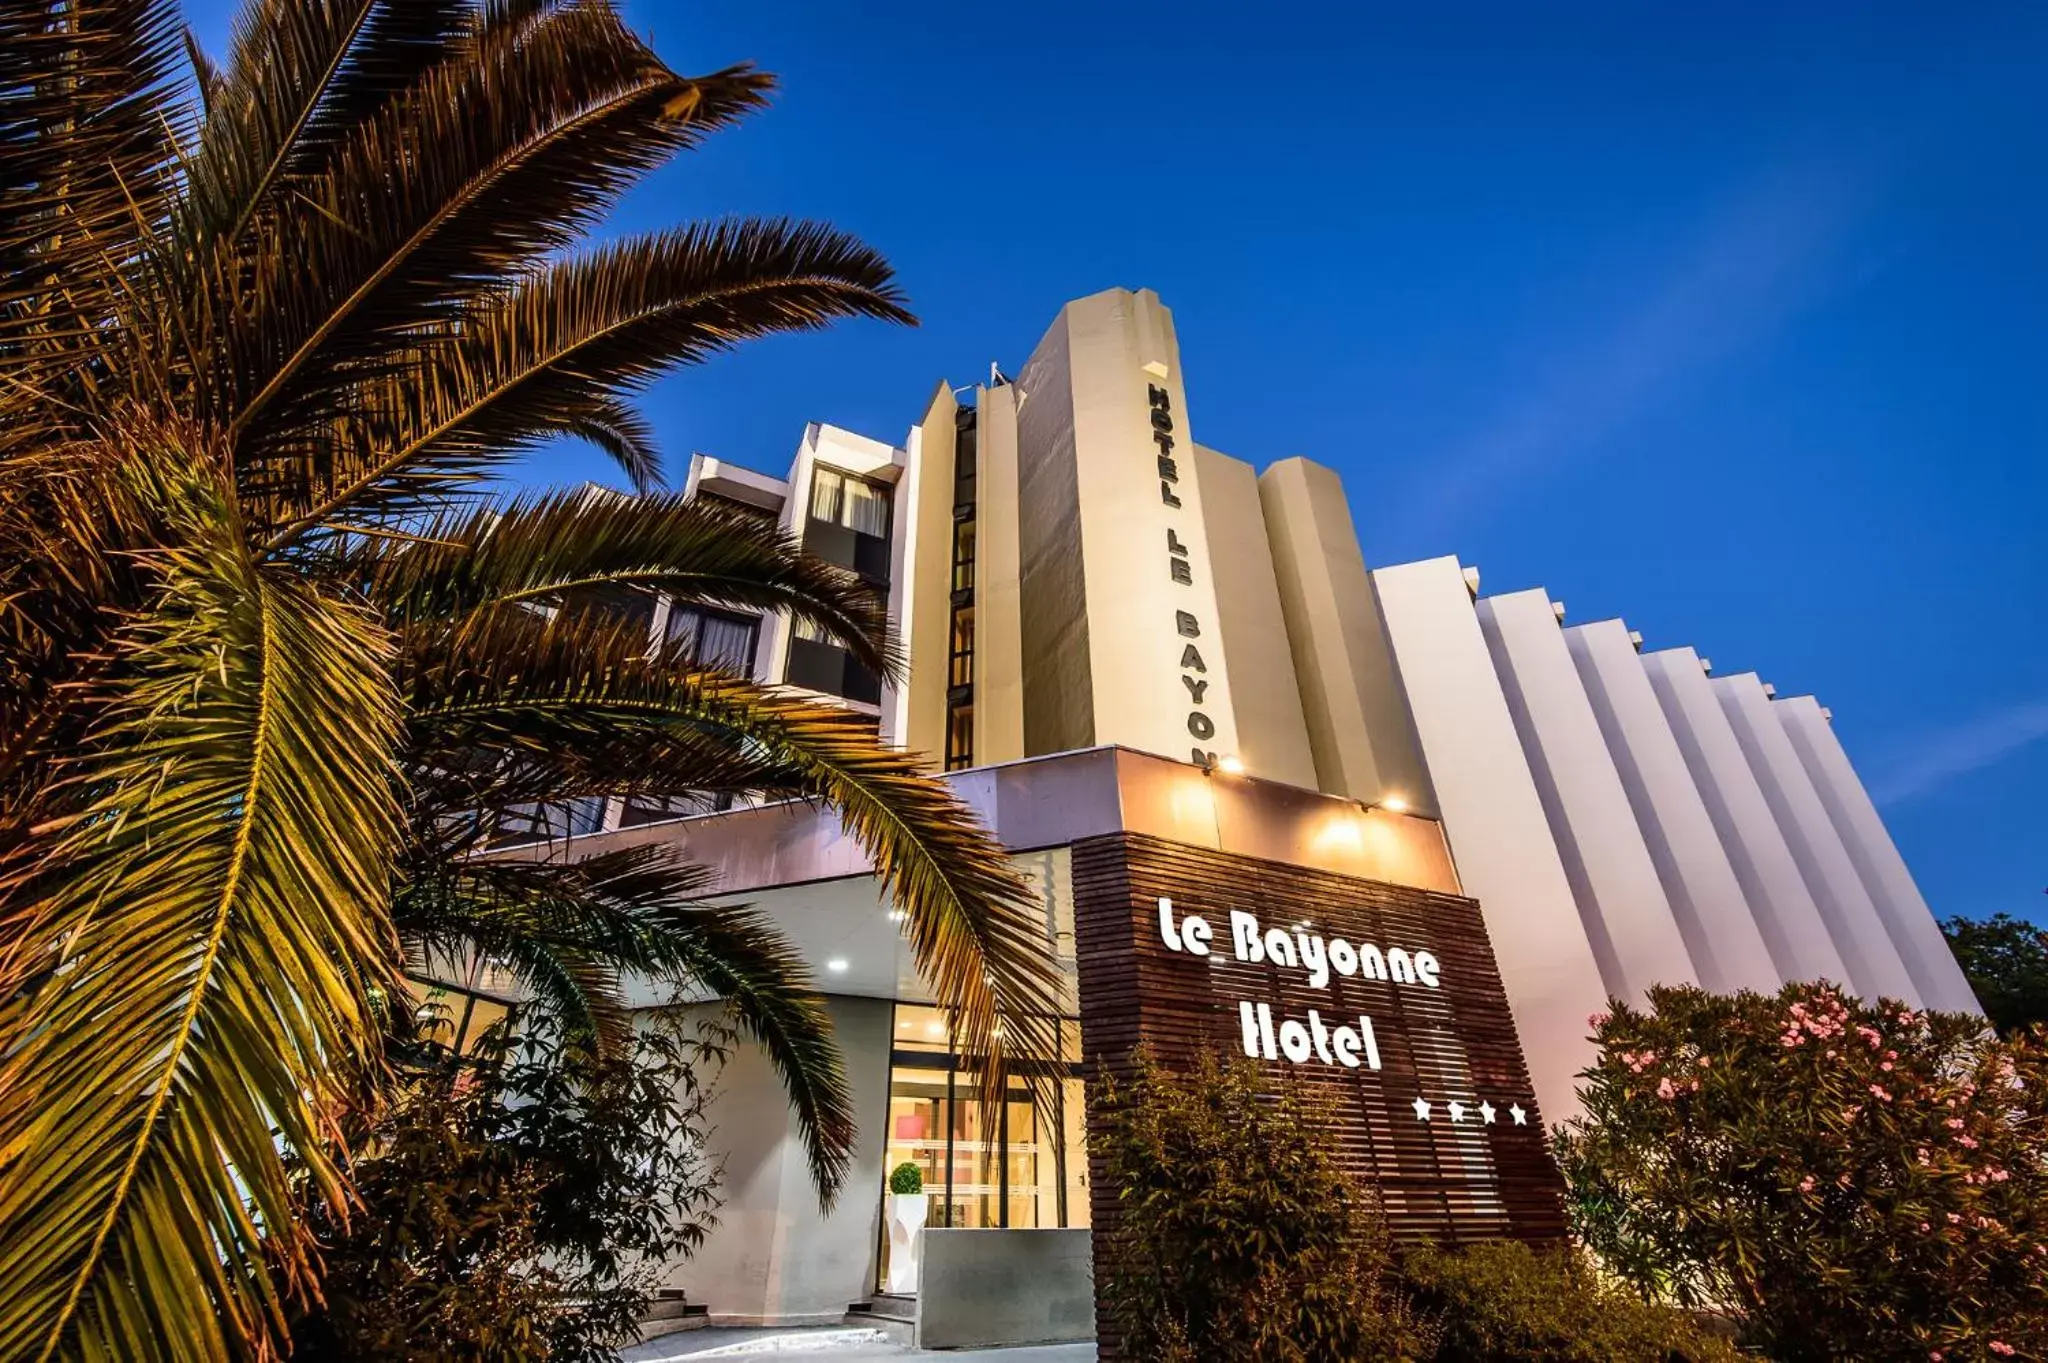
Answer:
[[809, 466, 843, 523], [891, 1002, 954, 1052], [951, 519, 976, 594], [945, 706, 974, 771], [878, 1003, 1089, 1289], [666, 604, 759, 676], [809, 465, 892, 538], [843, 477, 889, 537]]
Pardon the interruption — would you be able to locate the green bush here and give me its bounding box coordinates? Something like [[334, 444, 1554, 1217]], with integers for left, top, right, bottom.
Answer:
[[290, 1020, 727, 1362], [1092, 1049, 1434, 1362], [889, 1161, 924, 1195], [1402, 1240, 1741, 1363]]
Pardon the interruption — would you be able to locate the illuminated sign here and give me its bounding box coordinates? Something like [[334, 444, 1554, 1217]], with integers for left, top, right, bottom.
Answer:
[[1147, 382, 1221, 764], [1074, 832, 1568, 1261], [1157, 897, 1443, 1071]]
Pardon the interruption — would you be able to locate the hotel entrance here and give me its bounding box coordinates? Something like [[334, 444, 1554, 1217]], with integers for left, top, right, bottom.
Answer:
[[876, 1004, 1089, 1292]]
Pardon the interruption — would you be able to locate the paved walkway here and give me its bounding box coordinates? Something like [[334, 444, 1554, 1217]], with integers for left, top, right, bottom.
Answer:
[[620, 1326, 1095, 1362]]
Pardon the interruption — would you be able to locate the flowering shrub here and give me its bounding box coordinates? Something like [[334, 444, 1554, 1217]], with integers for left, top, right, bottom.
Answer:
[[1555, 983, 2047, 1361]]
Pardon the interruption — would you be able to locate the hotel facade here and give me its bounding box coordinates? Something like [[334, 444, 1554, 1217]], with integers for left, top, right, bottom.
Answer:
[[507, 287, 1978, 1344]]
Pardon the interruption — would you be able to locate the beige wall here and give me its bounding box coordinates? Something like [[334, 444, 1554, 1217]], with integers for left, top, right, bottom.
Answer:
[[1015, 287, 1243, 767], [973, 383, 1026, 766], [892, 385, 958, 764], [1259, 457, 1435, 814], [664, 994, 893, 1323], [1192, 444, 1318, 787]]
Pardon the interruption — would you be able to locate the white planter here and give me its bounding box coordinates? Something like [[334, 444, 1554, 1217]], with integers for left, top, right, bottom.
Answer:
[[883, 1192, 929, 1294]]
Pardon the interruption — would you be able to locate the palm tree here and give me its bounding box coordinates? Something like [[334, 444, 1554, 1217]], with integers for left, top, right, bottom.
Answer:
[[0, 6, 1063, 1360], [371, 489, 1067, 1202]]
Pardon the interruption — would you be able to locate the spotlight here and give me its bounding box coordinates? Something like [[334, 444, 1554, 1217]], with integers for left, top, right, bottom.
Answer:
[[1216, 755, 1245, 775], [1380, 794, 1409, 814], [826, 957, 849, 973]]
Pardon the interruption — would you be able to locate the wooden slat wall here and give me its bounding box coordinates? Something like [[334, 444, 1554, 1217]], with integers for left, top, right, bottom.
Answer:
[[1074, 831, 1568, 1353]]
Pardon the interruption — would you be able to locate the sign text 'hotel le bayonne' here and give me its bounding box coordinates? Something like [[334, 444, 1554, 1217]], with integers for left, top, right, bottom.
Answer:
[[1072, 833, 1568, 1251]]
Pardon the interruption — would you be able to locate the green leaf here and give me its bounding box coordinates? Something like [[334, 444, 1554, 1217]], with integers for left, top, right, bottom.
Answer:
[[0, 505, 403, 1363]]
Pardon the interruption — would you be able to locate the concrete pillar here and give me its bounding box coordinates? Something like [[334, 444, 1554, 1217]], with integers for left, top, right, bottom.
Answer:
[[1373, 556, 1607, 1124], [1773, 695, 1981, 1014], [973, 383, 1026, 766], [1713, 673, 1921, 1003], [1192, 444, 1318, 788], [1013, 288, 1242, 768], [893, 385, 958, 764], [668, 995, 893, 1323], [1642, 649, 1850, 988], [1564, 620, 1780, 993], [1258, 457, 1435, 812], [1476, 591, 1699, 1003]]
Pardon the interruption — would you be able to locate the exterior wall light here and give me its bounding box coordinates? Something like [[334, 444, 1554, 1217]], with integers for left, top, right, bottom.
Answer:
[[1380, 795, 1410, 814], [826, 957, 849, 973], [1216, 755, 1246, 775]]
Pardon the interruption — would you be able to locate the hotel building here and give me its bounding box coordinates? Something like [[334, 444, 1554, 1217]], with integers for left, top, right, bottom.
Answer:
[[510, 287, 1979, 1345]]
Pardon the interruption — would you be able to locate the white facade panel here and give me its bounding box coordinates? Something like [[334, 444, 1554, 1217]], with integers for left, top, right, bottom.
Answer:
[[1374, 557, 1607, 1124], [1476, 591, 1697, 1003], [1774, 696, 1981, 1014], [1564, 621, 1779, 993], [1713, 673, 1921, 1003], [1642, 648, 1852, 987]]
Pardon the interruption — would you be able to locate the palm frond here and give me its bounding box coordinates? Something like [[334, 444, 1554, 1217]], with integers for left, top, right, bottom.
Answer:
[[224, 6, 770, 498], [404, 608, 1068, 1116], [560, 397, 663, 492], [408, 846, 858, 1202], [0, 0, 188, 423], [261, 219, 914, 544], [0, 490, 403, 1363], [358, 489, 897, 676]]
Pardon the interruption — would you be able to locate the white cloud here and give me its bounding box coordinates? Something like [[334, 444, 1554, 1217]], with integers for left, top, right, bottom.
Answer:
[[1868, 698, 2048, 806]]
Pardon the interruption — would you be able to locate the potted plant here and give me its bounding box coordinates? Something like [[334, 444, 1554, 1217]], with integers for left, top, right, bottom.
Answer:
[[883, 1162, 929, 1294]]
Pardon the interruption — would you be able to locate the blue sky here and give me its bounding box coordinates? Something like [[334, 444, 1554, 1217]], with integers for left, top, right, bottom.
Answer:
[[186, 2, 2046, 925]]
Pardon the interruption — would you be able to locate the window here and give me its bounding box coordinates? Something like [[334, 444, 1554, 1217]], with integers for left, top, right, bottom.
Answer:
[[948, 608, 975, 690], [945, 706, 975, 772], [666, 604, 759, 676], [809, 466, 891, 538], [951, 518, 976, 595], [877, 1004, 1089, 1288]]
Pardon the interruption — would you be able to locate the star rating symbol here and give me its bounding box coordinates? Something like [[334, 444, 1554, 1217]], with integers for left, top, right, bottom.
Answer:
[[1478, 1101, 1496, 1124], [1509, 1103, 1528, 1126], [1447, 1100, 1466, 1123], [1412, 1096, 1432, 1122]]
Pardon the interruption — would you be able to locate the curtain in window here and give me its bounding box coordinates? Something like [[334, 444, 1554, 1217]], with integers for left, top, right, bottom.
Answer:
[[809, 467, 842, 523], [842, 477, 888, 537], [699, 613, 757, 674]]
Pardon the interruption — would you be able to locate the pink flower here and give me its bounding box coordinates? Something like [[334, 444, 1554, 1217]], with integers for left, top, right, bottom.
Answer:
[[1696, 1056, 1710, 1068], [1991, 1168, 2010, 1182], [1947, 1212, 1963, 1225], [1990, 1343, 2014, 1357], [1656, 1078, 1677, 1100], [1959, 1135, 1979, 1149], [1869, 1084, 1892, 1102], [1930, 1352, 1943, 1362], [1919, 1222, 1932, 1233], [1588, 1011, 1610, 1029], [1797, 1175, 1816, 1193], [1945, 1118, 1965, 1130]]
